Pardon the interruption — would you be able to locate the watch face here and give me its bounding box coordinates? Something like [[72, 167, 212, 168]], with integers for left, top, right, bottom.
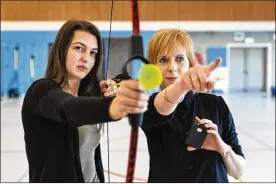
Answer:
[[185, 121, 207, 149]]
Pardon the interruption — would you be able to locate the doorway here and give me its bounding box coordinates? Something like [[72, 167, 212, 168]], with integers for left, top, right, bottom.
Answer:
[[226, 43, 272, 97]]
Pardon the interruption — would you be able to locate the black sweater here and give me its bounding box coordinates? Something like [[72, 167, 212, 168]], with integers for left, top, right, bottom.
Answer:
[[141, 91, 245, 183], [21, 79, 115, 182]]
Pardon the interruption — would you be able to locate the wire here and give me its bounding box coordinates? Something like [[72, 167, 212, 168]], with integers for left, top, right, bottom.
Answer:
[[106, 0, 114, 182]]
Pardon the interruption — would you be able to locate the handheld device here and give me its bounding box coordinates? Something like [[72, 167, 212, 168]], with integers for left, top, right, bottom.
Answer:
[[185, 121, 208, 149]]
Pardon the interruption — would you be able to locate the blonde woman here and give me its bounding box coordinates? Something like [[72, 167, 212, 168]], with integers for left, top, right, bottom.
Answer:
[[141, 29, 246, 182]]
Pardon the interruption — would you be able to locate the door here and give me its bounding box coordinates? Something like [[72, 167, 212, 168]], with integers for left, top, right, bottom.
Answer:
[[229, 47, 266, 93], [246, 48, 266, 92], [229, 48, 245, 92]]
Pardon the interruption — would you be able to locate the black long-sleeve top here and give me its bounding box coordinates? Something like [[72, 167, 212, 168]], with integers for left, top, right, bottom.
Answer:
[[141, 91, 245, 183], [21, 78, 115, 182]]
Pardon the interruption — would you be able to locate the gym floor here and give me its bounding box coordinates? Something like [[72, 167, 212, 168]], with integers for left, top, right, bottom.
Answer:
[[1, 92, 275, 182]]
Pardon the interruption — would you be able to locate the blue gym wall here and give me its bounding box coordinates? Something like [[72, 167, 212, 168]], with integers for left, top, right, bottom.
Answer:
[[1, 31, 275, 95], [1, 31, 157, 95]]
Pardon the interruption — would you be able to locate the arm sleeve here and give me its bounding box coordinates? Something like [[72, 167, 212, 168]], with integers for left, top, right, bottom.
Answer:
[[142, 92, 175, 128], [29, 79, 115, 126], [219, 96, 245, 159]]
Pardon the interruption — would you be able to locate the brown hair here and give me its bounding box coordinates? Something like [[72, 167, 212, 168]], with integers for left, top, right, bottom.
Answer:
[[45, 19, 103, 97], [147, 29, 198, 67]]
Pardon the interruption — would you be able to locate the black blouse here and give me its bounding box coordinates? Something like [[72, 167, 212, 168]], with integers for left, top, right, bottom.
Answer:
[[21, 78, 115, 182], [141, 91, 245, 183]]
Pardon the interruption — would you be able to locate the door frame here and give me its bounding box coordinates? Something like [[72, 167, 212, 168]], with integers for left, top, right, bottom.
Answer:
[[226, 43, 272, 97]]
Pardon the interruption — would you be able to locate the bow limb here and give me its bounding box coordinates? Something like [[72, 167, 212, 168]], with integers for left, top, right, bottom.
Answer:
[[125, 0, 142, 183]]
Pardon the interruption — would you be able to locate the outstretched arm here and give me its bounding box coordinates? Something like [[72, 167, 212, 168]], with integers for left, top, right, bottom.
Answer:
[[28, 79, 148, 126], [154, 58, 221, 115]]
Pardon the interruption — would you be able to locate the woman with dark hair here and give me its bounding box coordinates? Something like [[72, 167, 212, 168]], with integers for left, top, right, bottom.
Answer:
[[21, 20, 149, 182]]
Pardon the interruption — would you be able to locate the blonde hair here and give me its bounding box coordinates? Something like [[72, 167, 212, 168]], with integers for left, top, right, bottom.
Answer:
[[147, 29, 198, 67]]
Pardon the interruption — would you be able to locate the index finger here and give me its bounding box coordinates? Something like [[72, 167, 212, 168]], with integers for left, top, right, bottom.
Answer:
[[204, 57, 222, 75], [195, 116, 205, 125], [106, 79, 116, 86]]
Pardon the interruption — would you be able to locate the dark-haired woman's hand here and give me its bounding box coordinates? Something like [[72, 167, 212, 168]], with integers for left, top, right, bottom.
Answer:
[[100, 79, 117, 97], [109, 80, 149, 120]]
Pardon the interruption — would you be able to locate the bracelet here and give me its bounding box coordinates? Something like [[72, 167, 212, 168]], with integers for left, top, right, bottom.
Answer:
[[163, 87, 184, 105]]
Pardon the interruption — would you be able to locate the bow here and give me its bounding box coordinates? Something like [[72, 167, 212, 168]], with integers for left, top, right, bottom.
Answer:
[[105, 0, 146, 182], [104, 0, 114, 182], [125, 0, 144, 182]]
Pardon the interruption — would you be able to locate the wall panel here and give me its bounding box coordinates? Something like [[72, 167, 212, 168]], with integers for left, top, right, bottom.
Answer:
[[2, 1, 275, 21]]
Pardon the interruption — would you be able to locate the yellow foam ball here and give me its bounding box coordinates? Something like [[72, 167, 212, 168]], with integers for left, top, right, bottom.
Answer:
[[138, 64, 163, 90]]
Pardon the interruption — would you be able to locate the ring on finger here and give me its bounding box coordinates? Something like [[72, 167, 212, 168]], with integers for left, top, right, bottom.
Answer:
[[207, 120, 213, 125]]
